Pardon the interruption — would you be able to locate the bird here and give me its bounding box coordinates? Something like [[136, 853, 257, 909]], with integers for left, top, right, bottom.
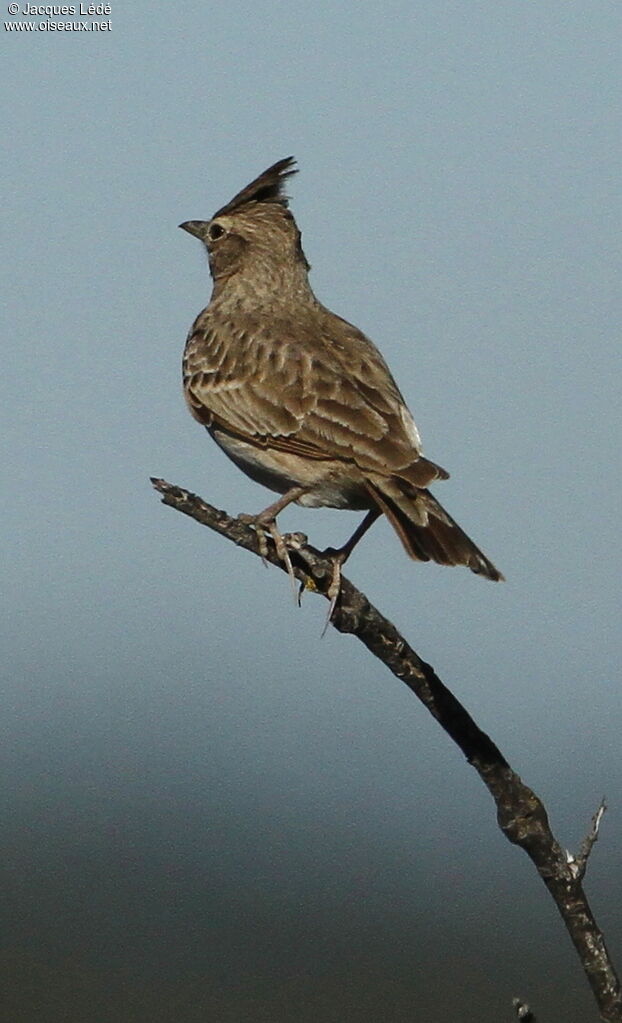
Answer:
[[180, 157, 503, 608]]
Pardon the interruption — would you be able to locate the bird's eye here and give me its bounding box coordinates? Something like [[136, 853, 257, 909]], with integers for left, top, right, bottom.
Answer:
[[208, 222, 226, 241]]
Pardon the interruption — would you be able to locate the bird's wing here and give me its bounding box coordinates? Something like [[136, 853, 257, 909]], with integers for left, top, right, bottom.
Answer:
[[183, 311, 448, 486]]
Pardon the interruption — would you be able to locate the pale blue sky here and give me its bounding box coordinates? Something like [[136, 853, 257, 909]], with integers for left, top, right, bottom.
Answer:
[[2, 3, 621, 1019]]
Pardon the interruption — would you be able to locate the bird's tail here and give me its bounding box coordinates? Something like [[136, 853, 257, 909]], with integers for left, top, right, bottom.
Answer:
[[365, 476, 504, 582]]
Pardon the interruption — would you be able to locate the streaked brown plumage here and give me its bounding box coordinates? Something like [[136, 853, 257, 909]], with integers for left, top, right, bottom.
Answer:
[[180, 157, 503, 583]]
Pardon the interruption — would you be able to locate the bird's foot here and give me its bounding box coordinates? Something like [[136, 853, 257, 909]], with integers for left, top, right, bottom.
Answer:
[[267, 521, 298, 602], [320, 547, 346, 636], [238, 512, 270, 563], [238, 513, 299, 603]]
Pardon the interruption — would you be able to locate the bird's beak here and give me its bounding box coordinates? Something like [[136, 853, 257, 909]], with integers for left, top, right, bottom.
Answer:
[[179, 220, 207, 239]]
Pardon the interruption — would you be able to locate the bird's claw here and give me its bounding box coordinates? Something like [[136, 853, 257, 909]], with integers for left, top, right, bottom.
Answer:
[[266, 521, 298, 603], [238, 513, 298, 601], [321, 556, 343, 637], [238, 512, 270, 565]]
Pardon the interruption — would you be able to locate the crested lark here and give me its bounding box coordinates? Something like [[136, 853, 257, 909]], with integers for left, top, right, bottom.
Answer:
[[180, 158, 503, 600]]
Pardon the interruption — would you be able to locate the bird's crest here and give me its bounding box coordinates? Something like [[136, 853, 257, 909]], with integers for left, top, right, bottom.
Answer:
[[214, 157, 298, 218]]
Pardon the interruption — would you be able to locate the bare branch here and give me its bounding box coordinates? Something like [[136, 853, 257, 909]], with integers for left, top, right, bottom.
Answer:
[[151, 478, 622, 1022]]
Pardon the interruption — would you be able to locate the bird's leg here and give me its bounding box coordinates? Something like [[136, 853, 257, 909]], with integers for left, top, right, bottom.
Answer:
[[238, 486, 308, 599], [321, 508, 381, 630]]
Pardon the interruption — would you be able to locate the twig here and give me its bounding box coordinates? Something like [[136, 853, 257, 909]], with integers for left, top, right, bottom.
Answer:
[[570, 799, 608, 881], [151, 478, 622, 1022]]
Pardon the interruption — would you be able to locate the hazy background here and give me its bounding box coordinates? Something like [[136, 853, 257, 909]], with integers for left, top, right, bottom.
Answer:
[[2, 2, 620, 1020]]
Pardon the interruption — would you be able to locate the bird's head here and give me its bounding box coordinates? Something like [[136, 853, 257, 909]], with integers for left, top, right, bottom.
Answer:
[[180, 157, 310, 293]]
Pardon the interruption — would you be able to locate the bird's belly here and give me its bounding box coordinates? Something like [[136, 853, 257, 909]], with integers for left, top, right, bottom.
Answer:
[[210, 428, 371, 510]]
